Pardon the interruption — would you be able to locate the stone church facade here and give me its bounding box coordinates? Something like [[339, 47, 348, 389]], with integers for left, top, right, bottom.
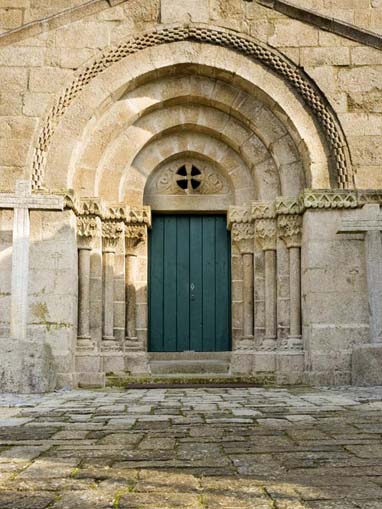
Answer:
[[0, 0, 382, 392]]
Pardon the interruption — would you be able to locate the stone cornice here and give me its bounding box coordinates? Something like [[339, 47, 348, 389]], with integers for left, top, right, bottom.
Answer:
[[255, 0, 382, 51], [254, 190, 382, 219], [0, 0, 126, 48]]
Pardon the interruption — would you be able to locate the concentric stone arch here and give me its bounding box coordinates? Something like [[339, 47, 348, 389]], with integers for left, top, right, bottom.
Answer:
[[31, 23, 353, 191]]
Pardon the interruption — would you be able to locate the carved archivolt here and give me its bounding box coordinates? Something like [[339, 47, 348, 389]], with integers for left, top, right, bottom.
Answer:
[[31, 25, 352, 191]]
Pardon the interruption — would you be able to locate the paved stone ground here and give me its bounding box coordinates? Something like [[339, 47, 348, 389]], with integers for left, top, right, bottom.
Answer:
[[1, 387, 382, 508]]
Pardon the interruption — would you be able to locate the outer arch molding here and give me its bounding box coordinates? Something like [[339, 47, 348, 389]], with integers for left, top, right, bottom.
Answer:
[[31, 23, 353, 190]]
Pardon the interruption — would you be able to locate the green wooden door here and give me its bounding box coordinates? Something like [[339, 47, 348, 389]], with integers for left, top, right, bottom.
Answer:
[[149, 215, 231, 352]]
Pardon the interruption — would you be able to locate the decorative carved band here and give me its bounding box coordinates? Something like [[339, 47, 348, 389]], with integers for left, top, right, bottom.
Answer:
[[303, 189, 358, 209], [227, 206, 252, 226], [30, 25, 352, 191]]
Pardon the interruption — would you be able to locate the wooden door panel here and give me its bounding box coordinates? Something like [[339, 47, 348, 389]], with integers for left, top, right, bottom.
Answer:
[[149, 215, 231, 352]]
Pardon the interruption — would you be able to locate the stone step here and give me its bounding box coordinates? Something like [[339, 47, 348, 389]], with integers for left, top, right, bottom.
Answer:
[[106, 373, 277, 388], [149, 352, 231, 361], [150, 359, 230, 375]]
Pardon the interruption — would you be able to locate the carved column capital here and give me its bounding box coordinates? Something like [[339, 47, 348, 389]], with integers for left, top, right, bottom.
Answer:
[[255, 218, 277, 251], [102, 221, 123, 252], [125, 224, 147, 255], [231, 222, 254, 253], [228, 206, 254, 253], [278, 214, 303, 248], [77, 216, 98, 249]]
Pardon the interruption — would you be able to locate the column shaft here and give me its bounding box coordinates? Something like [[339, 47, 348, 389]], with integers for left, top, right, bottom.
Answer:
[[289, 246, 302, 339], [77, 247, 91, 339], [264, 249, 277, 339], [365, 230, 382, 343], [103, 250, 115, 340], [242, 253, 254, 337], [125, 253, 137, 339], [10, 207, 30, 340]]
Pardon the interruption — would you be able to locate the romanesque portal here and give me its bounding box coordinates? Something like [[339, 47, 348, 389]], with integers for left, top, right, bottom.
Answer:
[[1, 1, 382, 392]]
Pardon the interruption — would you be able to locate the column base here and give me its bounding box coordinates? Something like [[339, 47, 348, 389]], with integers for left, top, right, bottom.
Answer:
[[0, 339, 56, 393], [284, 336, 303, 350], [76, 336, 95, 351], [260, 338, 277, 351], [124, 337, 145, 351], [101, 338, 121, 351], [352, 343, 382, 386]]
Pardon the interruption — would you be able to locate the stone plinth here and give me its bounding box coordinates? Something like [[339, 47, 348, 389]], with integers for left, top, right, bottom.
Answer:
[[0, 339, 56, 393], [352, 344, 382, 386]]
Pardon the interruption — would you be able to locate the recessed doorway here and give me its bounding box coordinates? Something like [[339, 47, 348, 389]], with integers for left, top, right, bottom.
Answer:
[[149, 215, 231, 352]]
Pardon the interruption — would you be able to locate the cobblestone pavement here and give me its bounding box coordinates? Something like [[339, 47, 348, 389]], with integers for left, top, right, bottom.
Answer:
[[2, 387, 382, 508]]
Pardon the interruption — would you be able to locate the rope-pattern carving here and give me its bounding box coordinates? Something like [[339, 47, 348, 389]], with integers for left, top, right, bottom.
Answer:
[[31, 25, 352, 190]]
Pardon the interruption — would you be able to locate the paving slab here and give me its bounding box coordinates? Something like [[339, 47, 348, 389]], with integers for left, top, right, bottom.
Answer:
[[0, 387, 382, 507]]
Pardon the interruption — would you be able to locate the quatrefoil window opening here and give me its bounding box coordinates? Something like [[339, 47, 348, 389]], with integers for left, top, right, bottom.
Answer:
[[175, 163, 202, 193]]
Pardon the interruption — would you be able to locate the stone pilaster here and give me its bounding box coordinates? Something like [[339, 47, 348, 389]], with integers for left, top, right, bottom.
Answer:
[[76, 216, 98, 350], [125, 224, 147, 349], [101, 221, 123, 349], [231, 221, 255, 342], [278, 214, 303, 350]]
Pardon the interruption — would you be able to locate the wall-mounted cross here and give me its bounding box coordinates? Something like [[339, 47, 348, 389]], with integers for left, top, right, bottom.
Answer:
[[0, 180, 64, 340]]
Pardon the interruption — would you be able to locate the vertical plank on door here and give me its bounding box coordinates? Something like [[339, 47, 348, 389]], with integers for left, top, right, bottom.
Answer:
[[176, 216, 190, 351], [202, 216, 216, 351], [149, 216, 164, 351], [215, 216, 231, 351], [190, 216, 203, 351], [163, 216, 177, 351]]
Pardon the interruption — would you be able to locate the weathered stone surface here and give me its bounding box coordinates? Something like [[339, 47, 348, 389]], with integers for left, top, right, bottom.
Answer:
[[0, 0, 382, 393], [0, 340, 56, 393], [352, 344, 382, 385], [0, 387, 381, 507]]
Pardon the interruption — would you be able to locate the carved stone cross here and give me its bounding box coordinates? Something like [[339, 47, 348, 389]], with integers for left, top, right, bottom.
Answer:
[[338, 204, 382, 343], [0, 180, 64, 340]]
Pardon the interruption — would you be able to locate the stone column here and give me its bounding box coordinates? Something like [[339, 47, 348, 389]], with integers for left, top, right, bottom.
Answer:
[[77, 216, 98, 349], [231, 222, 255, 341], [256, 218, 278, 350], [279, 214, 303, 350], [124, 225, 146, 348], [102, 221, 123, 347]]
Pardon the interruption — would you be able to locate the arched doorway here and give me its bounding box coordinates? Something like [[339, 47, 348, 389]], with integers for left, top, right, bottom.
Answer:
[[145, 159, 234, 352], [31, 26, 351, 384]]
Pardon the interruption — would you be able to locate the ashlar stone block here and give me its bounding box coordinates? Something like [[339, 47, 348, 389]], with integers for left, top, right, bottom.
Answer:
[[161, 0, 209, 23], [352, 344, 382, 385]]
